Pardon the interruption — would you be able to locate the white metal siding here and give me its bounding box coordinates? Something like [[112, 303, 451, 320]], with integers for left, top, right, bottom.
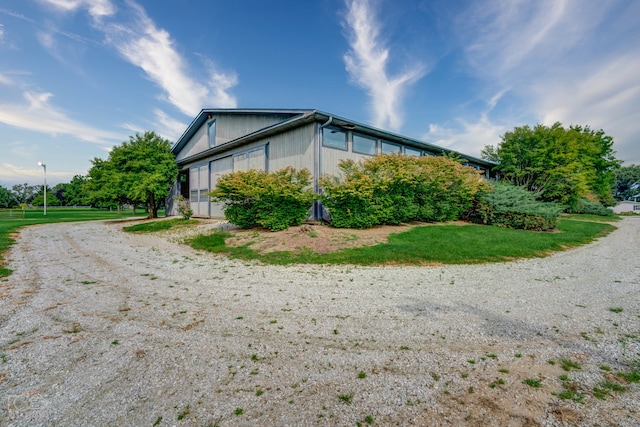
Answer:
[[267, 125, 315, 172], [189, 164, 210, 217], [213, 114, 292, 146], [210, 157, 233, 217], [176, 126, 208, 161]]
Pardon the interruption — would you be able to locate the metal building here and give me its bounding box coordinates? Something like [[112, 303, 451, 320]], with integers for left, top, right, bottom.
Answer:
[[170, 108, 496, 219]]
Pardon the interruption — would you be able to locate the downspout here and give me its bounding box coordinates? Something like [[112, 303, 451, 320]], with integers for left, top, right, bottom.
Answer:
[[315, 116, 333, 221]]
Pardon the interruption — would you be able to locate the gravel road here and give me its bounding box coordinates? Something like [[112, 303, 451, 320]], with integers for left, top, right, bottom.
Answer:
[[1, 218, 639, 426]]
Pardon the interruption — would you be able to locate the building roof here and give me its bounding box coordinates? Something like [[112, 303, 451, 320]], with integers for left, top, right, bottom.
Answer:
[[172, 108, 496, 168]]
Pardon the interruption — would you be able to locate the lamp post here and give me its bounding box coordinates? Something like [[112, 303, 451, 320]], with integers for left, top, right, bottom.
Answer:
[[37, 161, 46, 216]]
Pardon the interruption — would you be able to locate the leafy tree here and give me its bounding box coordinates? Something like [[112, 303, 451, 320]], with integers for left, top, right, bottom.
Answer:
[[0, 185, 12, 208], [64, 175, 91, 206], [11, 183, 39, 205], [483, 123, 620, 206], [614, 164, 640, 200], [52, 183, 69, 205], [86, 131, 178, 218], [86, 157, 128, 211], [32, 190, 62, 207]]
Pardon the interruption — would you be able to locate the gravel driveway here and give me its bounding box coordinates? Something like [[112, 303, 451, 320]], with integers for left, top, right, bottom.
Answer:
[[1, 218, 639, 426]]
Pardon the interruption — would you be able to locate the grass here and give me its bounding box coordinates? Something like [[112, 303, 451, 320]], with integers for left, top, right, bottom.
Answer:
[[123, 218, 198, 233], [338, 393, 353, 404], [561, 213, 620, 222], [0, 207, 148, 277], [523, 378, 542, 388], [188, 219, 615, 266], [560, 358, 582, 372]]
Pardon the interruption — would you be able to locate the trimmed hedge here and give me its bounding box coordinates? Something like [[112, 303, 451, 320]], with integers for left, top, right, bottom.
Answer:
[[209, 167, 314, 231], [465, 182, 562, 231], [319, 154, 489, 229]]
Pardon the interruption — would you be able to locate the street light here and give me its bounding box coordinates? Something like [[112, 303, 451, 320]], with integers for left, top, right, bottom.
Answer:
[[37, 161, 46, 216]]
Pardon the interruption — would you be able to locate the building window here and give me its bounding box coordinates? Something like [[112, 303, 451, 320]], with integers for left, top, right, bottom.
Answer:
[[404, 146, 422, 157], [208, 120, 216, 147], [233, 153, 248, 172], [232, 146, 266, 172], [353, 133, 377, 155], [381, 140, 401, 154], [322, 126, 347, 150]]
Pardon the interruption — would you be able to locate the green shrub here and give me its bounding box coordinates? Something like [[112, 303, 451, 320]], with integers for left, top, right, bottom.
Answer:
[[320, 154, 488, 229], [210, 167, 314, 231], [466, 182, 562, 231], [174, 194, 193, 219], [566, 198, 614, 216]]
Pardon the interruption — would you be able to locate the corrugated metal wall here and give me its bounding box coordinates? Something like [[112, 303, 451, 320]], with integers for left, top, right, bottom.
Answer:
[[175, 125, 208, 162], [210, 156, 233, 217], [211, 113, 293, 146]]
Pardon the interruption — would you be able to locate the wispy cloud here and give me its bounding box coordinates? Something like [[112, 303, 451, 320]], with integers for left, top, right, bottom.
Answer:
[[343, 0, 426, 131], [433, 0, 640, 164], [36, 0, 116, 19], [424, 113, 507, 159], [0, 90, 124, 144], [0, 162, 73, 186], [0, 73, 11, 85], [39, 0, 238, 117]]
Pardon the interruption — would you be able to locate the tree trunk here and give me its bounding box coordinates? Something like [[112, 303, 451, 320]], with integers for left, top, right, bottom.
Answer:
[[148, 193, 156, 219]]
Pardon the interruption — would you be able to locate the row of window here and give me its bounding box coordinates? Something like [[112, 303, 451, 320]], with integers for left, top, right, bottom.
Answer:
[[323, 126, 425, 157]]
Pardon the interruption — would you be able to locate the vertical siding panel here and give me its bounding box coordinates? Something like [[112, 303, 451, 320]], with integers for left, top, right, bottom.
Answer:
[[210, 157, 233, 218]]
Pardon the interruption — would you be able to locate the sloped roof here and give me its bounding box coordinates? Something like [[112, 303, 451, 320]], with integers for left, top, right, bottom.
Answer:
[[172, 108, 496, 168]]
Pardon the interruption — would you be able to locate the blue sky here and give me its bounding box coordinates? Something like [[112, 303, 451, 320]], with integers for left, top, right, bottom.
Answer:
[[1, 0, 639, 187]]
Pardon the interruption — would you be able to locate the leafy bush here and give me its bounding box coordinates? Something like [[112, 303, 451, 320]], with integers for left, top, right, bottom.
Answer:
[[210, 167, 314, 231], [320, 154, 489, 229], [466, 182, 562, 231], [174, 194, 193, 219], [565, 198, 614, 216]]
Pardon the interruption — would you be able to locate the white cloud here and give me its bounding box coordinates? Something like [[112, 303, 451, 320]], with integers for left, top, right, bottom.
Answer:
[[152, 109, 187, 142], [0, 73, 12, 85], [37, 0, 116, 19], [423, 113, 507, 160], [96, 1, 237, 116], [0, 162, 73, 186], [343, 0, 426, 131], [447, 0, 640, 165], [0, 90, 124, 144], [37, 0, 237, 116]]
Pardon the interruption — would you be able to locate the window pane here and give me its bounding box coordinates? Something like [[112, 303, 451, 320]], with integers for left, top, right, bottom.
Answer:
[[353, 134, 377, 155], [248, 148, 265, 170], [233, 153, 247, 172], [322, 127, 347, 150], [381, 140, 401, 154], [208, 120, 216, 147], [405, 147, 422, 157]]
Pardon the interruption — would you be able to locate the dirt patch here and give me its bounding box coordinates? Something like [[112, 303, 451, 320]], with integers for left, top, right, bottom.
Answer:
[[224, 221, 470, 254]]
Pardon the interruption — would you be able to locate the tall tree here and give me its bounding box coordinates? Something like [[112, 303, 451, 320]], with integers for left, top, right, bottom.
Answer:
[[0, 185, 12, 208], [86, 131, 177, 218], [614, 164, 640, 200], [483, 123, 620, 206], [86, 157, 128, 211], [64, 175, 91, 206], [11, 183, 39, 205]]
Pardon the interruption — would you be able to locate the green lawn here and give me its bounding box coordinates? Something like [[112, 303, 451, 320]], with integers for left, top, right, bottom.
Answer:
[[0, 208, 148, 277], [189, 219, 616, 265]]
